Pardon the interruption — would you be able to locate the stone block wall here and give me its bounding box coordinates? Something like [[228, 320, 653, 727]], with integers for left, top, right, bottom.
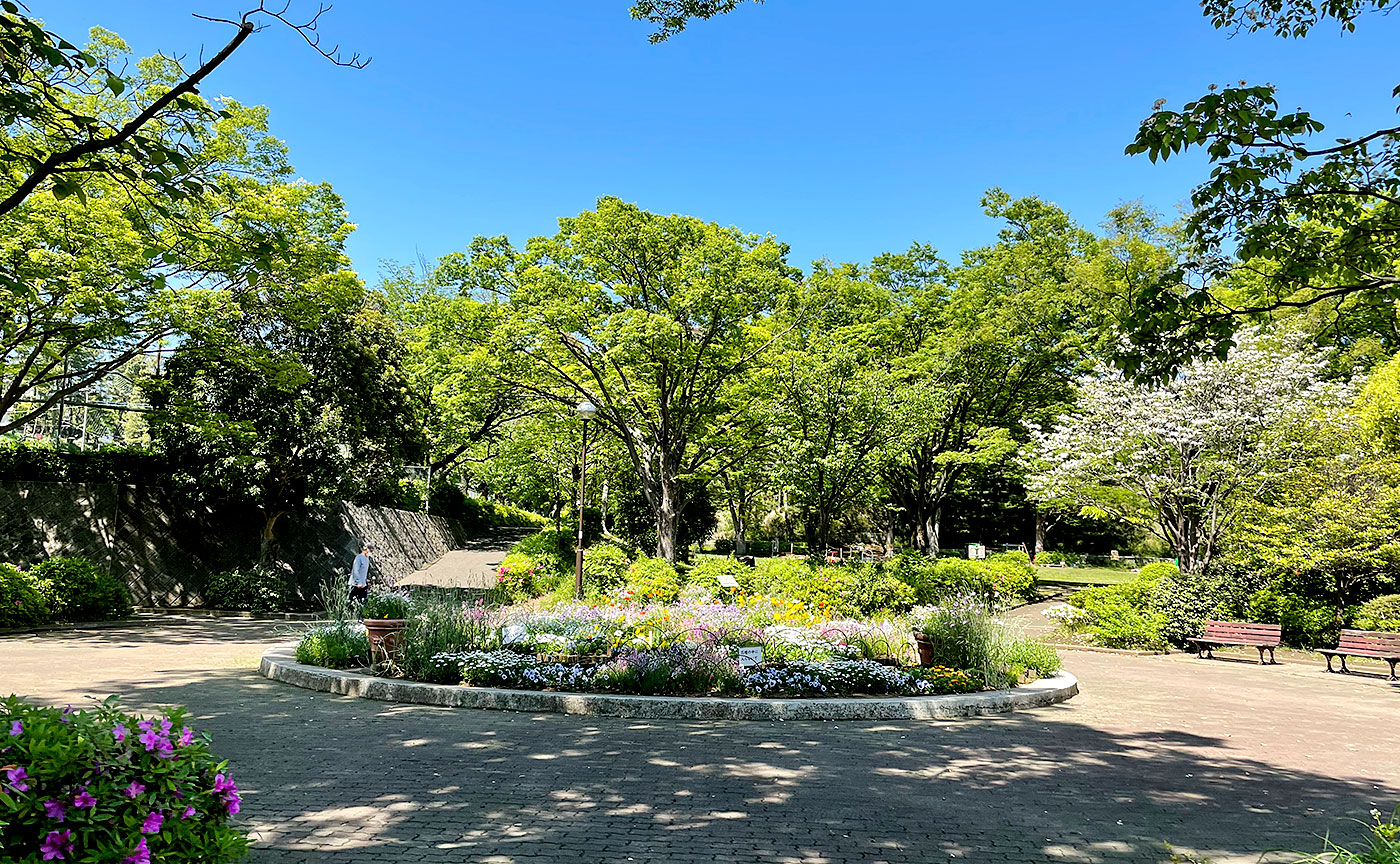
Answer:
[[0, 482, 468, 607]]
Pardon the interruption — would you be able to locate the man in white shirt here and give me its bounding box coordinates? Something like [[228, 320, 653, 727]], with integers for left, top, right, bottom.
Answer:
[[349, 543, 374, 603]]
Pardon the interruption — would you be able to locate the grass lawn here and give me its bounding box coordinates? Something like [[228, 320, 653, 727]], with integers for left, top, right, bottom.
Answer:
[[1035, 566, 1138, 586]]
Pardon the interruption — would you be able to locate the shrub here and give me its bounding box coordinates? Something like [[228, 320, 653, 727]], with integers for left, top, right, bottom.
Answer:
[[1247, 586, 1337, 647], [32, 557, 131, 622], [1034, 551, 1084, 567], [360, 590, 411, 620], [295, 622, 370, 669], [582, 542, 632, 594], [894, 554, 1035, 608], [686, 555, 753, 596], [202, 567, 290, 612], [495, 553, 539, 602], [848, 565, 917, 616], [751, 557, 812, 595], [1068, 580, 1167, 650], [1354, 594, 1400, 632], [0, 563, 49, 628], [1146, 567, 1242, 646], [1137, 561, 1180, 583], [1002, 639, 1062, 680], [624, 557, 682, 604], [0, 696, 249, 863], [506, 530, 572, 593]]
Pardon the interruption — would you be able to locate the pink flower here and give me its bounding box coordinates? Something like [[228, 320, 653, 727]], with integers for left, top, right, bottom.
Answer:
[[178, 727, 194, 747], [112, 724, 128, 743], [182, 805, 197, 819], [5, 765, 28, 792], [140, 811, 164, 834], [40, 829, 74, 861], [8, 719, 21, 736], [123, 838, 150, 864], [43, 799, 66, 821], [124, 781, 145, 798], [72, 788, 96, 808]]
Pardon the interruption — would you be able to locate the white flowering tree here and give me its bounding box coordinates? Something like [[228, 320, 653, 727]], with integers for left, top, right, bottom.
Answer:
[[1024, 331, 1349, 573]]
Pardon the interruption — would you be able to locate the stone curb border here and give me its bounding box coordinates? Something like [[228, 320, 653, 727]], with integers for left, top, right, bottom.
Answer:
[[0, 611, 318, 638], [259, 643, 1079, 721]]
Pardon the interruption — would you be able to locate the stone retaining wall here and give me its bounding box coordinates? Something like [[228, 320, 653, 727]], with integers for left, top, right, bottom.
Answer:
[[0, 482, 467, 607]]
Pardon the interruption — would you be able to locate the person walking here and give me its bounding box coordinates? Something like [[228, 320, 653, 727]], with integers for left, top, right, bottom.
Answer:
[[349, 543, 374, 604]]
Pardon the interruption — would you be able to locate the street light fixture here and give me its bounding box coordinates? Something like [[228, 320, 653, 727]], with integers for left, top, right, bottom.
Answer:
[[574, 400, 597, 598]]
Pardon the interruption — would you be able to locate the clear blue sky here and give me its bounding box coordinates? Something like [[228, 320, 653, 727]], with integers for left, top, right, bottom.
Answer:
[[42, 1, 1400, 280]]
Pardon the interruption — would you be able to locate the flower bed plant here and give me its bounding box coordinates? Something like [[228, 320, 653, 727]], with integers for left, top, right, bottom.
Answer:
[[0, 696, 248, 863], [295, 590, 1059, 699]]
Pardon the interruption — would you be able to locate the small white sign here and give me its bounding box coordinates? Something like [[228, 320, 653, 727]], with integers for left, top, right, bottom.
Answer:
[[502, 624, 527, 645], [968, 544, 986, 560], [737, 646, 763, 669], [716, 573, 740, 589]]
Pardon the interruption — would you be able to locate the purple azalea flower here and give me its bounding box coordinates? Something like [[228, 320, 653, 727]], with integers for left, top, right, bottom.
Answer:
[[8, 719, 21, 736], [40, 829, 74, 861], [43, 799, 67, 821], [140, 811, 163, 835], [213, 772, 242, 815], [182, 805, 197, 819], [178, 727, 194, 747], [72, 787, 96, 808], [124, 781, 145, 799], [112, 724, 128, 743], [138, 727, 161, 752], [123, 838, 150, 864], [225, 794, 241, 816], [158, 717, 172, 736], [5, 765, 29, 792], [59, 706, 73, 724]]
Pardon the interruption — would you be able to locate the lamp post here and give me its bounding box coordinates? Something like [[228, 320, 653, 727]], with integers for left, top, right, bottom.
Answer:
[[574, 400, 597, 598]]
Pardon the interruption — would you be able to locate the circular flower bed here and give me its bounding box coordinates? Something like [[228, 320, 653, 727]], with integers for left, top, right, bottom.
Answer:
[[295, 592, 1058, 700]]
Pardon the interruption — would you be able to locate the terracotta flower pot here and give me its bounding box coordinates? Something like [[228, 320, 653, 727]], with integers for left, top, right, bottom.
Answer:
[[913, 633, 935, 667], [363, 618, 406, 662]]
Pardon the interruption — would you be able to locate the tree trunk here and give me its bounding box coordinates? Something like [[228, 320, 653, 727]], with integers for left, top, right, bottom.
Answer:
[[655, 475, 682, 563], [1034, 510, 1048, 556], [733, 512, 748, 557], [258, 511, 285, 564], [924, 510, 941, 558]]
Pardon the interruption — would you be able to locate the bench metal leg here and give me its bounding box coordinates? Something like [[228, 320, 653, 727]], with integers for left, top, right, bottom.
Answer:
[[1389, 659, 1397, 682], [1267, 647, 1276, 665], [1324, 654, 1336, 673], [1340, 656, 1351, 674]]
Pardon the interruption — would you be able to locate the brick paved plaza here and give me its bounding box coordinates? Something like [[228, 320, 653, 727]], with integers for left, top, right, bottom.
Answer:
[[3, 619, 1397, 863]]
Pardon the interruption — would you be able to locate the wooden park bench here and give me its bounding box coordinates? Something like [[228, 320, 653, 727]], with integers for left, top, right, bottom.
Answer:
[[1319, 629, 1400, 681], [1186, 621, 1282, 665]]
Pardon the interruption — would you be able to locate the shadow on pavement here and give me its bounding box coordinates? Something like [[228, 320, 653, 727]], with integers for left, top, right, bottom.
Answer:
[[12, 663, 1393, 864]]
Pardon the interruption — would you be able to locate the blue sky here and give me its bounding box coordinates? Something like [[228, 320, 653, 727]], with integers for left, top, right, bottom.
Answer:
[[44, 1, 1400, 280]]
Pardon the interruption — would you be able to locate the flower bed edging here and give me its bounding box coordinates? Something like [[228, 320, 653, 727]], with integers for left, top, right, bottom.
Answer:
[[258, 643, 1079, 721]]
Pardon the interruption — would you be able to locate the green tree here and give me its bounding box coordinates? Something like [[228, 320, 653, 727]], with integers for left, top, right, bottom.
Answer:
[[456, 197, 800, 562], [144, 183, 423, 560], [881, 193, 1105, 555]]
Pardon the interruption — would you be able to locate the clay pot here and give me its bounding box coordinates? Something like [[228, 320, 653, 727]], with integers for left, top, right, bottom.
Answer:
[[363, 618, 406, 663], [913, 633, 935, 667]]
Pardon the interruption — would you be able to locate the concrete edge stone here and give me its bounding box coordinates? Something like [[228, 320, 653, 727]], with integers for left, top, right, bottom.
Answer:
[[259, 642, 1079, 721]]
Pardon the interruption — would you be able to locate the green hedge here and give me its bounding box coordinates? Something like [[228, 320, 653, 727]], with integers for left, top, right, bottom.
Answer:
[[0, 438, 167, 484], [0, 563, 49, 628], [202, 567, 292, 612], [1355, 594, 1400, 631], [32, 557, 131, 622]]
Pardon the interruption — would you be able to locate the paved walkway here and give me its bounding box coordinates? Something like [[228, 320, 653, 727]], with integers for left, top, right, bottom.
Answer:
[[2, 618, 1397, 864], [398, 529, 533, 590]]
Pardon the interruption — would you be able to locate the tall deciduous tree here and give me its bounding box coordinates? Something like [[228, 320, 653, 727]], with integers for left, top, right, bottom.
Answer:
[[881, 192, 1104, 555], [456, 197, 800, 562]]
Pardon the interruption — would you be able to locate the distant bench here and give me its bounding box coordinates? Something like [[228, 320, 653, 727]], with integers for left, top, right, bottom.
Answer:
[[1186, 621, 1281, 665], [1320, 629, 1400, 681]]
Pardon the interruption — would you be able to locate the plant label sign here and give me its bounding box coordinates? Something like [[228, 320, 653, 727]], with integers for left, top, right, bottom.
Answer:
[[716, 573, 740, 589], [737, 646, 763, 669], [503, 624, 527, 644]]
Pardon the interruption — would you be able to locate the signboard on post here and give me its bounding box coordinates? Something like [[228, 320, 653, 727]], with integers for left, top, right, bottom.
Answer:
[[967, 543, 986, 560], [716, 573, 740, 590], [737, 646, 763, 669]]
